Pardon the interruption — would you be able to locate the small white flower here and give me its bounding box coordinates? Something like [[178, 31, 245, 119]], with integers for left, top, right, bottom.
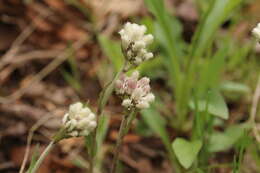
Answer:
[[115, 71, 155, 109], [252, 23, 260, 41], [119, 22, 154, 66], [122, 99, 132, 107], [62, 102, 97, 137]]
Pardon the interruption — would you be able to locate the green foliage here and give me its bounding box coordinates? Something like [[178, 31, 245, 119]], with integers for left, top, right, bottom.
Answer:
[[141, 106, 169, 146], [26, 145, 40, 173], [189, 90, 229, 120], [144, 0, 183, 92], [172, 138, 203, 169], [141, 105, 181, 172], [98, 34, 124, 72], [208, 125, 249, 152], [96, 114, 110, 149], [220, 81, 250, 94], [190, 0, 242, 58]]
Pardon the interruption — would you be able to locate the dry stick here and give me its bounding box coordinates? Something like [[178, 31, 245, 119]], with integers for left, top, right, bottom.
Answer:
[[19, 114, 53, 173], [0, 24, 35, 71], [0, 38, 87, 104], [8, 50, 61, 65], [250, 75, 260, 142], [0, 6, 52, 71]]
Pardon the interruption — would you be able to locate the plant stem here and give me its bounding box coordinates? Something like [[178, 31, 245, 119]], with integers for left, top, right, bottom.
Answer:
[[90, 62, 127, 173], [110, 113, 128, 173], [30, 141, 55, 173], [124, 110, 137, 134]]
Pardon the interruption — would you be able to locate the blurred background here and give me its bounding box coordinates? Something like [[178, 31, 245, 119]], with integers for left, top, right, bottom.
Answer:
[[0, 0, 260, 173]]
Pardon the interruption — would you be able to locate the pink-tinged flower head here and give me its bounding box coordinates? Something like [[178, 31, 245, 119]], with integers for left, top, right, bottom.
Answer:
[[115, 70, 155, 109]]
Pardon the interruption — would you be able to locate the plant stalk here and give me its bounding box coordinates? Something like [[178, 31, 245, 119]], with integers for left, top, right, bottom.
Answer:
[[90, 62, 127, 173], [110, 113, 129, 173]]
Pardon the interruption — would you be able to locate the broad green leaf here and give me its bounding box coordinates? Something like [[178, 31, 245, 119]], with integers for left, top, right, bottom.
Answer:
[[220, 81, 250, 93], [98, 34, 124, 72], [191, 0, 242, 58], [199, 46, 228, 95], [189, 90, 229, 119], [172, 138, 203, 169], [209, 125, 246, 152]]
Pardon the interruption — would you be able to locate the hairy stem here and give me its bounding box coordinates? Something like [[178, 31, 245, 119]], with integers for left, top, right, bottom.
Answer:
[[90, 62, 127, 173], [110, 113, 128, 173]]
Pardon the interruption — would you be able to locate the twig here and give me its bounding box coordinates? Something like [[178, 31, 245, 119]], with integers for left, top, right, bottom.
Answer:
[[0, 38, 88, 104], [6, 50, 61, 65], [0, 162, 14, 170], [0, 24, 35, 71], [250, 75, 260, 142], [19, 114, 54, 173]]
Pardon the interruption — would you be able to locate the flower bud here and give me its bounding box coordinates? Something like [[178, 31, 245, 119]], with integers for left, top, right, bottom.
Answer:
[[62, 102, 97, 137], [119, 22, 154, 66], [252, 23, 260, 41]]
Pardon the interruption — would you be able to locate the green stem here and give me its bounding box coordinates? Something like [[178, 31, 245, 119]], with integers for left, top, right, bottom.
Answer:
[[110, 113, 129, 173], [110, 108, 136, 173], [30, 141, 55, 173], [124, 109, 137, 134], [90, 62, 127, 173]]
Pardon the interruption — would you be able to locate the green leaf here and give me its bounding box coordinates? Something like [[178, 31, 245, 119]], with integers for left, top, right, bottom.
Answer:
[[98, 34, 124, 72], [141, 107, 169, 145], [208, 125, 247, 152], [144, 0, 184, 91], [190, 90, 229, 119], [172, 138, 203, 169], [220, 81, 250, 93], [198, 46, 228, 95], [191, 0, 242, 58], [96, 114, 110, 149], [141, 105, 177, 167], [60, 70, 82, 92], [26, 145, 40, 173]]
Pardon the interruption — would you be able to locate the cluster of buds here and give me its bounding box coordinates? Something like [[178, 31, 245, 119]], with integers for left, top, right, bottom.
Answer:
[[119, 22, 154, 66], [252, 23, 260, 42], [115, 71, 155, 109], [62, 102, 97, 137]]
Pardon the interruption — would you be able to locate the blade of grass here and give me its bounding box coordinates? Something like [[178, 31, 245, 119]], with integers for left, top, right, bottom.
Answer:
[[178, 0, 242, 127], [144, 0, 184, 95]]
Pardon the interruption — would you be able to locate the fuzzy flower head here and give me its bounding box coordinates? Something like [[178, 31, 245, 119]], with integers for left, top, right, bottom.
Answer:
[[115, 71, 155, 109], [252, 23, 260, 42], [119, 22, 154, 66], [62, 102, 97, 137]]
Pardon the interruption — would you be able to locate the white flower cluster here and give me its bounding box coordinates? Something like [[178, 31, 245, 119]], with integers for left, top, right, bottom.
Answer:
[[62, 102, 97, 137], [115, 71, 155, 109], [252, 23, 260, 42], [119, 22, 154, 65]]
